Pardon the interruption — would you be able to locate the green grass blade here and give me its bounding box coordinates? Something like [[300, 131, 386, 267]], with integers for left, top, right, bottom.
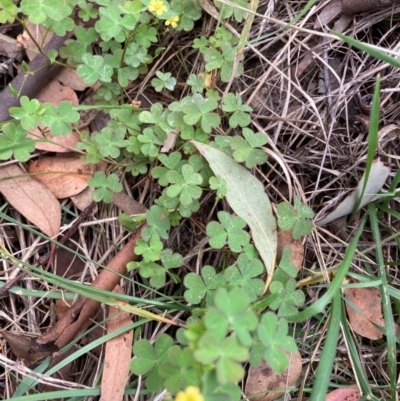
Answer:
[[287, 218, 366, 322], [368, 204, 397, 400], [309, 290, 341, 400], [350, 75, 380, 222], [340, 297, 380, 401], [333, 32, 400, 69]]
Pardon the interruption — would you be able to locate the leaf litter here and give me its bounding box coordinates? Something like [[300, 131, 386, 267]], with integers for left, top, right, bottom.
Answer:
[[1, 0, 400, 399]]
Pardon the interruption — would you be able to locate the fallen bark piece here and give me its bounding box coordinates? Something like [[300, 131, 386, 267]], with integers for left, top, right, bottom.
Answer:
[[100, 285, 133, 401]]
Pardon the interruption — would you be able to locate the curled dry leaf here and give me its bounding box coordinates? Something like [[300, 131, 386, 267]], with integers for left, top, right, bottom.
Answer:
[[0, 164, 60, 238], [99, 285, 133, 401], [0, 329, 55, 364], [28, 80, 80, 153], [245, 351, 302, 401], [28, 155, 95, 199], [316, 159, 390, 226], [326, 388, 360, 401], [345, 287, 384, 340]]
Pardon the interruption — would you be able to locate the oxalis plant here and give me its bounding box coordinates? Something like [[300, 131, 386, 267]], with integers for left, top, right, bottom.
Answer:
[[0, 0, 315, 400]]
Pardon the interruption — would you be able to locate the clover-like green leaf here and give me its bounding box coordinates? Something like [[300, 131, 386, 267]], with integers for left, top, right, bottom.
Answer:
[[186, 74, 205, 94], [152, 151, 184, 186], [21, 0, 71, 24], [257, 312, 298, 373], [269, 278, 305, 317], [209, 176, 227, 200], [215, 0, 249, 22], [230, 129, 268, 168], [224, 254, 264, 302], [182, 94, 220, 134], [95, 4, 138, 42], [166, 164, 203, 206], [77, 53, 113, 84], [194, 333, 248, 384], [184, 265, 226, 305], [88, 172, 123, 203], [142, 205, 171, 241], [60, 27, 99, 64], [40, 101, 80, 136], [130, 334, 173, 392], [93, 127, 128, 158], [0, 0, 18, 23], [170, 0, 202, 31], [206, 287, 257, 347], [222, 93, 252, 128], [151, 71, 176, 92], [9, 96, 45, 130], [206, 211, 250, 253], [159, 345, 200, 392], [134, 234, 163, 262], [0, 122, 34, 162], [277, 196, 314, 239]]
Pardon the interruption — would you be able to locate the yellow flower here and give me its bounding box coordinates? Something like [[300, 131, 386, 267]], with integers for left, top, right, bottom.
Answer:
[[175, 386, 204, 401], [165, 15, 179, 28], [148, 0, 167, 16]]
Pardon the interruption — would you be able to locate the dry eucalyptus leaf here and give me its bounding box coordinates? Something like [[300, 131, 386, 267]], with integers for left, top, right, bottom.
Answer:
[[314, 0, 342, 28], [71, 186, 97, 211], [345, 287, 384, 340], [245, 351, 302, 401], [342, 0, 400, 14], [0, 164, 60, 238], [100, 285, 133, 401], [326, 388, 360, 401], [28, 156, 95, 199], [316, 159, 390, 226]]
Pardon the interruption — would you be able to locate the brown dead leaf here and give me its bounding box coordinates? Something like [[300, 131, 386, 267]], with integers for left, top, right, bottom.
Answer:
[[0, 164, 60, 238], [345, 287, 384, 340], [27, 80, 80, 153], [28, 155, 95, 199], [342, 0, 400, 14], [277, 230, 303, 273], [0, 329, 56, 363], [54, 236, 86, 279], [100, 285, 133, 401], [71, 186, 97, 211], [245, 351, 302, 401], [326, 388, 360, 401]]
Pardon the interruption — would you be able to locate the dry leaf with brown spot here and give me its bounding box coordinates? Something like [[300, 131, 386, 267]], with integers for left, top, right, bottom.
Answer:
[[326, 387, 360, 401], [245, 351, 302, 401], [345, 287, 384, 340], [27, 80, 80, 153], [100, 285, 133, 401], [0, 164, 60, 238], [28, 155, 94, 199], [112, 192, 147, 215]]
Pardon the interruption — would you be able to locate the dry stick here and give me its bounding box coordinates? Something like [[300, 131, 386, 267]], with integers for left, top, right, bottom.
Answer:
[[0, 33, 68, 122], [30, 229, 143, 351]]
